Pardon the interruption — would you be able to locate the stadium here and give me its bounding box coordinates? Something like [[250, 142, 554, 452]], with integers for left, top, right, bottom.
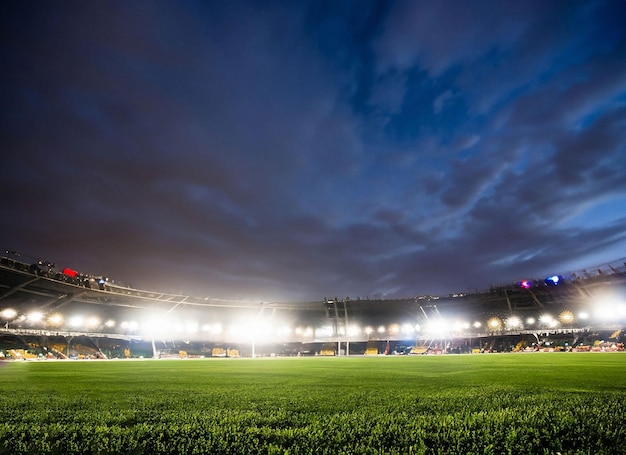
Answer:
[[1, 249, 624, 360]]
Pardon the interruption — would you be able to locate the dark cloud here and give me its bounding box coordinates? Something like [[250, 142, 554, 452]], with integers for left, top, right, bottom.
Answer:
[[1, 0, 625, 301]]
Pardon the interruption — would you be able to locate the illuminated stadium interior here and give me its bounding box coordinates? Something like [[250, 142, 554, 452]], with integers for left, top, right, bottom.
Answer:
[[1, 250, 624, 359]]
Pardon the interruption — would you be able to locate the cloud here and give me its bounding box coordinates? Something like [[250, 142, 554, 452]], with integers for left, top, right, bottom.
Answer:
[[1, 1, 625, 301]]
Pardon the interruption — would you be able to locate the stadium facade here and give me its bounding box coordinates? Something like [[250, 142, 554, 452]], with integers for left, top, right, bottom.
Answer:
[[1, 250, 624, 359]]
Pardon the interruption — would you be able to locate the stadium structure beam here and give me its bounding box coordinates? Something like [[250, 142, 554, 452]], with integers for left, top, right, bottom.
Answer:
[[0, 276, 41, 301], [504, 290, 513, 314], [526, 289, 544, 308]]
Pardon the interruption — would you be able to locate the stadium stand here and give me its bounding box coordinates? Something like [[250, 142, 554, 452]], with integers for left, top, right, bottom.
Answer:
[[1, 250, 625, 358]]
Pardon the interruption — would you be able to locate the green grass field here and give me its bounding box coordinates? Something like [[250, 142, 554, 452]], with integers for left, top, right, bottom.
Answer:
[[1, 353, 625, 454]]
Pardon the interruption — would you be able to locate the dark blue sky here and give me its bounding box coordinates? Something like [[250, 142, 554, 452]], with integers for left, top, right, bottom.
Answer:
[[1, 1, 625, 302]]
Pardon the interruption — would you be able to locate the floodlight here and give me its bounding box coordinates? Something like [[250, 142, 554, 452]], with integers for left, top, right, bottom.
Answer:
[[1, 308, 17, 320], [85, 316, 100, 329], [121, 320, 138, 332], [526, 317, 536, 325], [505, 316, 521, 329], [48, 313, 64, 327], [294, 326, 313, 338], [202, 323, 224, 334], [68, 315, 84, 328], [452, 320, 470, 331], [549, 319, 559, 328], [472, 321, 482, 329], [377, 325, 386, 333], [388, 324, 400, 334], [27, 311, 44, 324], [347, 324, 361, 336], [141, 318, 168, 337], [539, 314, 552, 324], [558, 311, 574, 324], [316, 325, 333, 338], [401, 323, 415, 334], [487, 317, 502, 330], [104, 319, 115, 328], [539, 314, 558, 328], [426, 319, 449, 337]]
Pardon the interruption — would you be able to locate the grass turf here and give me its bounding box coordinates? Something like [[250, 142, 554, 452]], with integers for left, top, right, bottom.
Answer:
[[1, 353, 625, 454]]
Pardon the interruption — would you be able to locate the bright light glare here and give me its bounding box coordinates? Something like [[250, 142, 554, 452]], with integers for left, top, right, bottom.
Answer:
[[452, 320, 470, 331], [1, 308, 18, 320], [68, 316, 84, 328], [141, 318, 169, 337], [539, 314, 552, 324], [592, 292, 626, 321], [85, 316, 100, 329], [121, 321, 138, 332], [506, 316, 521, 328], [539, 314, 558, 328], [27, 311, 44, 323], [487, 317, 502, 330], [425, 319, 448, 337], [185, 322, 199, 334], [559, 311, 574, 323], [316, 325, 333, 338], [295, 326, 313, 337], [48, 313, 64, 326], [228, 320, 276, 340], [593, 299, 626, 321], [202, 323, 223, 334], [276, 325, 292, 337]]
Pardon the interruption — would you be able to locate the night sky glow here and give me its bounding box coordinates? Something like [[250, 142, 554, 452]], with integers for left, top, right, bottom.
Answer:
[[1, 1, 625, 302]]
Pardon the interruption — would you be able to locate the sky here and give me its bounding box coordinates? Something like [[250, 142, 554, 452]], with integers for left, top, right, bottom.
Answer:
[[1, 0, 625, 303]]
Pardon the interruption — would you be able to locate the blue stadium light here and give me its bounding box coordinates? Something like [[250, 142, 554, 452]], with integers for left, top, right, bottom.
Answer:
[[544, 275, 562, 286]]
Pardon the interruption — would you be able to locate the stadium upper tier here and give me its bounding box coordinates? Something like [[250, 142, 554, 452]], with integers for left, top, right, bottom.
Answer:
[[1, 252, 625, 342]]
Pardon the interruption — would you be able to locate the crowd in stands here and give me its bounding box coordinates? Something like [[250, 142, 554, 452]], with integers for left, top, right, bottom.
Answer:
[[3, 251, 111, 291]]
